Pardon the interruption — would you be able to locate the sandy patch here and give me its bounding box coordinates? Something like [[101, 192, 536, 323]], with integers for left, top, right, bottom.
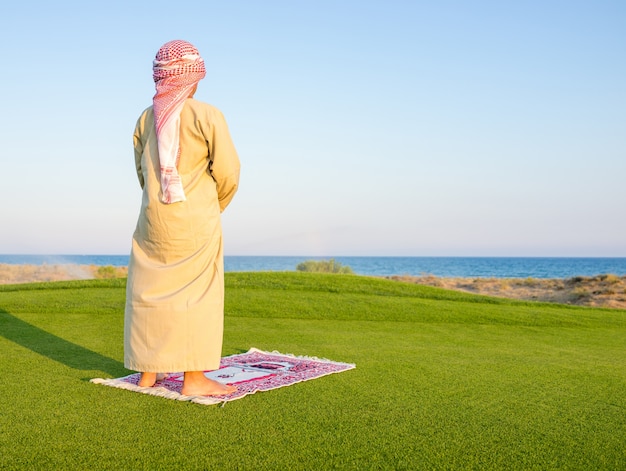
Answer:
[[386, 274, 626, 309], [0, 264, 128, 285]]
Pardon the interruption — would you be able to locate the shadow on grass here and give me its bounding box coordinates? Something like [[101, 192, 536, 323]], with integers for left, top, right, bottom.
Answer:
[[0, 309, 126, 378]]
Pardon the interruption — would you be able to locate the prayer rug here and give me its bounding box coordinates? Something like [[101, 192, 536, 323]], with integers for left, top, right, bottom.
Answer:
[[90, 348, 355, 405]]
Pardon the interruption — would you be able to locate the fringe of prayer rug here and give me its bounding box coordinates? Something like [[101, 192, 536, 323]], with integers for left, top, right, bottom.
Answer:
[[91, 348, 355, 405]]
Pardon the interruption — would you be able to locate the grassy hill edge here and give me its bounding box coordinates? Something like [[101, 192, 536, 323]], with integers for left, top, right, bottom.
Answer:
[[1, 273, 624, 327]]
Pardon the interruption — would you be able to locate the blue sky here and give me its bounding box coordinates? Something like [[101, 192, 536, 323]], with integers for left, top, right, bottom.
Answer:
[[1, 1, 624, 256]]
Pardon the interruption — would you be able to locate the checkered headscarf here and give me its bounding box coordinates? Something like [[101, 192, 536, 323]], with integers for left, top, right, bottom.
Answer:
[[152, 40, 206, 204]]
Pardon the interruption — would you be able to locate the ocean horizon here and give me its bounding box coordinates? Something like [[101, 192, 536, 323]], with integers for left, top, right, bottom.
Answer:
[[1, 254, 626, 279]]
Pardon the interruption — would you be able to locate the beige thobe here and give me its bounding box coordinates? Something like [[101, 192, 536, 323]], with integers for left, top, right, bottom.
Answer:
[[124, 98, 240, 372]]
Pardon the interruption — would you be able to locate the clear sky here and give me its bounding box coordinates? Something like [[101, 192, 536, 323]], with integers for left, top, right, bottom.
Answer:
[[1, 1, 624, 256]]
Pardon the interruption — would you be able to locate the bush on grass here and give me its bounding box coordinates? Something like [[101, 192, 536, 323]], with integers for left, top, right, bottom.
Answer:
[[95, 265, 123, 279], [296, 259, 354, 274]]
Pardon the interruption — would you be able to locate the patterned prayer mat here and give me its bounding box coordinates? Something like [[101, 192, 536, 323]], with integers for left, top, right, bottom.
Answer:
[[91, 348, 355, 405]]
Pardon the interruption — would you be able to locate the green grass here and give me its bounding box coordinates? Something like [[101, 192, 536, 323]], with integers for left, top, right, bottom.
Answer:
[[1, 272, 625, 470]]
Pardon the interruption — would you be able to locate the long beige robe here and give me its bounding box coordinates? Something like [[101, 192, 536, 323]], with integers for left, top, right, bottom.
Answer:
[[124, 98, 240, 372]]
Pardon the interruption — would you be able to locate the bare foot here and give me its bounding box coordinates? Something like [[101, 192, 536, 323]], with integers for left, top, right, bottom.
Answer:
[[137, 372, 168, 387], [181, 371, 237, 396], [137, 372, 157, 387]]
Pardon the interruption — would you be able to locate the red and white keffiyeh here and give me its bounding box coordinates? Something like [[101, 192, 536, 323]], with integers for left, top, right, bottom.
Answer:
[[152, 40, 206, 204]]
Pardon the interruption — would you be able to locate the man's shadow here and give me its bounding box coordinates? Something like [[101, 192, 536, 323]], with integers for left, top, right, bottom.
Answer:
[[0, 309, 127, 378]]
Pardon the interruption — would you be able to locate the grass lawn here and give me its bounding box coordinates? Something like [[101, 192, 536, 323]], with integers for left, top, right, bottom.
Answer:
[[1, 272, 625, 470]]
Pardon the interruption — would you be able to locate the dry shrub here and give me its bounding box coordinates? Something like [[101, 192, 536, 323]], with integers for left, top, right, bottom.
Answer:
[[600, 274, 621, 284], [571, 287, 590, 300], [522, 277, 539, 287], [95, 265, 127, 279], [421, 274, 443, 287], [569, 276, 589, 284]]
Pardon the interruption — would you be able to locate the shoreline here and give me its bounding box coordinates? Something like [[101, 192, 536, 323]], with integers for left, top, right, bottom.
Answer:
[[1, 263, 625, 310]]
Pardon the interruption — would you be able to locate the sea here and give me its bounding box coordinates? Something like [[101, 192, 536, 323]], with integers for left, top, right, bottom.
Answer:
[[1, 255, 626, 279]]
